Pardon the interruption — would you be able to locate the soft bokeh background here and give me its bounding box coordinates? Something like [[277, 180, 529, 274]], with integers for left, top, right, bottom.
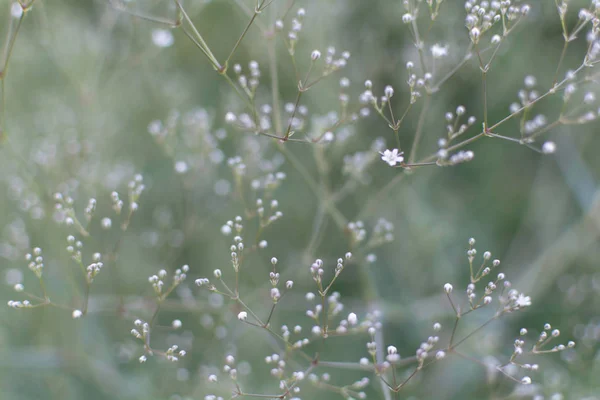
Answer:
[[1, 0, 599, 399]]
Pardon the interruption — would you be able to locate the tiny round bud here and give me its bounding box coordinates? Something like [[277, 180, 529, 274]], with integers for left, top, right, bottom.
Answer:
[[542, 141, 556, 154], [221, 225, 232, 235], [311, 50, 321, 61], [238, 311, 248, 321], [348, 312, 358, 325], [444, 283, 453, 293], [72, 309, 83, 319], [384, 85, 394, 98]]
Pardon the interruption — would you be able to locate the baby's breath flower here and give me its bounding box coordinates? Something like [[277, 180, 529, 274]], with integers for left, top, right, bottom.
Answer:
[[515, 293, 532, 308], [152, 29, 174, 48], [348, 312, 358, 325], [379, 149, 404, 167], [542, 141, 556, 154], [72, 309, 83, 319], [431, 43, 449, 58], [238, 311, 248, 321]]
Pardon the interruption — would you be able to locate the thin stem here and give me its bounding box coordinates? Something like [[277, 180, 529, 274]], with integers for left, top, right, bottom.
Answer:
[[408, 94, 431, 163], [450, 315, 498, 350], [173, 0, 221, 70], [448, 316, 459, 347], [224, 5, 262, 68], [555, 44, 571, 87], [107, 1, 181, 26], [0, 10, 25, 139]]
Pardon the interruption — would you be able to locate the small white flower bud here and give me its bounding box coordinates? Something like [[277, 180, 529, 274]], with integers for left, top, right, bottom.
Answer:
[[11, 2, 23, 19], [542, 141, 556, 154], [520, 328, 528, 335], [470, 27, 481, 44], [384, 85, 394, 98], [311, 50, 321, 61], [444, 283, 453, 293], [348, 312, 358, 325], [172, 319, 182, 329], [72, 309, 83, 319]]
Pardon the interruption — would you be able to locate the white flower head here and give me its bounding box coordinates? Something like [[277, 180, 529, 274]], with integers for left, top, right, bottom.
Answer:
[[152, 29, 174, 48], [515, 293, 532, 308], [542, 141, 556, 154], [431, 43, 449, 59], [379, 149, 404, 167], [11, 2, 23, 19]]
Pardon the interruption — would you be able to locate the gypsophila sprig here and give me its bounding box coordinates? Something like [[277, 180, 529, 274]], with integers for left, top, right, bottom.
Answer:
[[1, 1, 594, 399]]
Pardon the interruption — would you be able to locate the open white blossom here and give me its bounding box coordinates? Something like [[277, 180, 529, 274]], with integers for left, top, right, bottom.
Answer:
[[379, 149, 404, 167], [431, 43, 449, 58], [515, 293, 532, 308]]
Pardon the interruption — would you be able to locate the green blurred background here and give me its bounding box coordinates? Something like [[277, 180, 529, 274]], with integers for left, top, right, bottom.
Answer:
[[0, 0, 599, 399]]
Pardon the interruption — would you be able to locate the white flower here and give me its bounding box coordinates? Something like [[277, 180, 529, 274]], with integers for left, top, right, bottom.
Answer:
[[238, 311, 248, 321], [542, 141, 556, 154], [431, 43, 449, 59], [515, 293, 532, 308], [347, 312, 358, 325], [11, 2, 23, 19], [152, 29, 174, 48], [379, 149, 404, 167], [72, 309, 83, 319]]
